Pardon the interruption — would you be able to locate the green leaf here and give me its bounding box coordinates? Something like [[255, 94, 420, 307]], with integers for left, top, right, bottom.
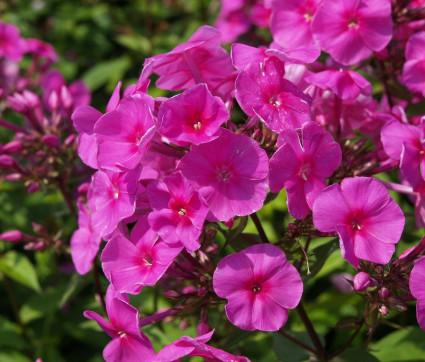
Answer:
[[305, 238, 339, 279], [0, 251, 41, 292], [0, 316, 26, 349], [370, 327, 425, 361], [82, 56, 131, 91], [273, 331, 314, 362], [60, 273, 85, 308], [332, 347, 380, 362], [19, 287, 65, 323], [0, 351, 31, 362]]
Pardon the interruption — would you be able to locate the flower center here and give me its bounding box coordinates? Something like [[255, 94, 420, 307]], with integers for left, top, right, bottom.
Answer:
[[142, 254, 153, 266], [299, 163, 311, 181], [193, 121, 202, 130], [348, 16, 359, 28], [118, 331, 127, 338], [269, 94, 282, 107], [217, 168, 231, 182], [178, 207, 187, 216], [351, 220, 362, 231], [251, 283, 261, 294]]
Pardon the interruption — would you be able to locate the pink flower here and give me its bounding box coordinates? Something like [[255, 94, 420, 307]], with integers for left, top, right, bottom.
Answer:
[[94, 94, 156, 172], [147, 171, 209, 252], [409, 256, 425, 330], [144, 26, 236, 101], [402, 31, 425, 98], [313, 177, 405, 267], [235, 57, 312, 133], [213, 244, 303, 331], [72, 105, 102, 169], [311, 0, 393, 65], [84, 285, 155, 362], [177, 129, 269, 222], [154, 330, 250, 361], [158, 83, 229, 146], [269, 122, 342, 219], [70, 201, 102, 275], [0, 21, 27, 61], [306, 69, 372, 100], [89, 169, 140, 237], [270, 0, 320, 49], [101, 217, 182, 294]]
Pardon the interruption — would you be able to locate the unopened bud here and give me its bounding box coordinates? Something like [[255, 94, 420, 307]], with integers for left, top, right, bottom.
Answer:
[[163, 290, 179, 299], [42, 134, 60, 148], [0, 155, 15, 167], [22, 90, 40, 108], [198, 286, 207, 297], [379, 287, 389, 300], [197, 320, 210, 336], [5, 173, 23, 182], [60, 85, 73, 109], [182, 286, 196, 294], [379, 305, 389, 315], [27, 183, 40, 193], [0, 230, 23, 242], [48, 90, 59, 111], [3, 140, 22, 153], [179, 319, 189, 330], [353, 272, 372, 291], [77, 182, 89, 195], [64, 134, 76, 147], [388, 297, 408, 312]]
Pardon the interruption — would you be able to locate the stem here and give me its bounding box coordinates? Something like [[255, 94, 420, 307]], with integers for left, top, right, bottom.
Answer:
[[278, 329, 317, 355], [297, 236, 312, 274], [365, 317, 381, 348], [250, 213, 270, 243], [328, 320, 364, 359], [57, 178, 77, 216], [93, 263, 106, 314], [296, 303, 327, 360]]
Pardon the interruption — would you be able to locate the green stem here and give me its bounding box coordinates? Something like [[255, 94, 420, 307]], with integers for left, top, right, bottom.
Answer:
[[250, 213, 270, 243]]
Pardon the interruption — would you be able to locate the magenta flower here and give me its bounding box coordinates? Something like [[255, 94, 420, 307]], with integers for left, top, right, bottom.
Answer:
[[70, 201, 102, 275], [269, 122, 342, 219], [94, 94, 156, 172], [0, 21, 27, 61], [235, 57, 312, 133], [89, 169, 140, 237], [84, 285, 155, 362], [381, 120, 425, 186], [144, 25, 235, 101], [177, 129, 269, 221], [147, 171, 209, 252], [313, 177, 405, 267], [72, 105, 102, 169], [270, 0, 320, 49], [306, 69, 372, 100], [213, 244, 303, 331], [158, 83, 229, 146], [101, 217, 182, 294], [154, 330, 250, 361], [311, 0, 393, 65], [409, 256, 425, 331], [402, 31, 425, 98]]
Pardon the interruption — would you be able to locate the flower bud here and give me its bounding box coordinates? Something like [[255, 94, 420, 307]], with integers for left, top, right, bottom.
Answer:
[[388, 297, 408, 312], [353, 272, 371, 291], [3, 140, 22, 153], [179, 319, 189, 330], [48, 90, 59, 111], [64, 134, 76, 147], [60, 85, 73, 109], [42, 134, 60, 148], [379, 305, 389, 315], [379, 287, 389, 300], [27, 183, 40, 193], [5, 173, 23, 182], [0, 155, 15, 168], [0, 230, 23, 242]]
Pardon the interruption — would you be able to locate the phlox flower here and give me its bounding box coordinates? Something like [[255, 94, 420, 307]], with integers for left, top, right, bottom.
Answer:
[[409, 256, 425, 331], [402, 31, 425, 98], [311, 0, 393, 65], [70, 201, 102, 275], [269, 121, 342, 219], [84, 285, 154, 362], [177, 129, 269, 222], [235, 57, 312, 133], [313, 177, 405, 267], [270, 0, 320, 49], [147, 171, 209, 252], [381, 120, 425, 186], [213, 244, 303, 331], [158, 83, 229, 146], [0, 21, 27, 61], [101, 217, 182, 294], [94, 94, 156, 172], [153, 329, 250, 361], [89, 168, 140, 238], [306, 69, 372, 100], [144, 25, 235, 101]]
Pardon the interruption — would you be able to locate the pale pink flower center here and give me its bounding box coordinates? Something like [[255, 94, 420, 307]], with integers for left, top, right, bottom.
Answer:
[[217, 168, 231, 181]]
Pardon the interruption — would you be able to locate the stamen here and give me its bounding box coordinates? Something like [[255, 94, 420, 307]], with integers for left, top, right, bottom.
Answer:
[[193, 121, 202, 130], [178, 208, 187, 216]]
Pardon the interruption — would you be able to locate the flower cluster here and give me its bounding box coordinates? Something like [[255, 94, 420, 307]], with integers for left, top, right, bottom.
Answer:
[[2, 0, 425, 360]]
